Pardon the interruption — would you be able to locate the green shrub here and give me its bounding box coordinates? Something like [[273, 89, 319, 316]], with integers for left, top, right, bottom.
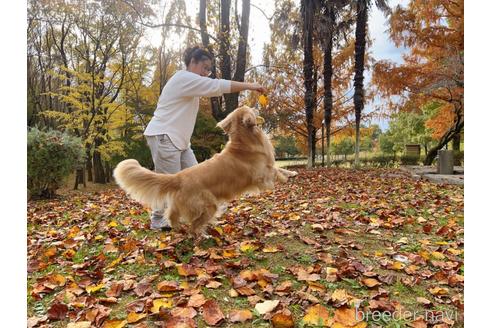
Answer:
[[27, 128, 85, 198], [400, 154, 420, 165]]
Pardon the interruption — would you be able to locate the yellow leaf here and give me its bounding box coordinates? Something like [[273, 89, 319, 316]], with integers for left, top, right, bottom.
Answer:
[[121, 217, 132, 225], [240, 241, 259, 253], [331, 289, 351, 305], [258, 94, 268, 107], [448, 248, 463, 255], [419, 250, 430, 260], [94, 235, 104, 241], [67, 322, 91, 328], [102, 319, 127, 328], [223, 248, 239, 258], [127, 312, 147, 323], [108, 256, 123, 268], [431, 251, 446, 260], [67, 226, 80, 238], [428, 286, 449, 296], [151, 298, 173, 313], [86, 283, 105, 294], [262, 245, 280, 253], [108, 221, 118, 228], [391, 261, 405, 270]]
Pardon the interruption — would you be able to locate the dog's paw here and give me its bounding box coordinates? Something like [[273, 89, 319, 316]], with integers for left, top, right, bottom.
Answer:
[[288, 170, 298, 177]]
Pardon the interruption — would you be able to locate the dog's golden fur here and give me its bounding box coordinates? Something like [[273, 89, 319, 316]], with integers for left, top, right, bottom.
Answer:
[[113, 106, 297, 235]]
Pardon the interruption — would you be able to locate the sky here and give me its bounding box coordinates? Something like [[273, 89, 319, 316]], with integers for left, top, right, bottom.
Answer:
[[146, 0, 410, 131]]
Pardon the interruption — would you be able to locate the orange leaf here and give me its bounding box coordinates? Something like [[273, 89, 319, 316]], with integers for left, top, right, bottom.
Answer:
[[271, 311, 295, 328], [228, 309, 253, 323], [301, 304, 333, 327]]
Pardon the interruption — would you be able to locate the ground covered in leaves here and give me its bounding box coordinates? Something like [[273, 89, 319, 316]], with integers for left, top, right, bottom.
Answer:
[[27, 168, 464, 328]]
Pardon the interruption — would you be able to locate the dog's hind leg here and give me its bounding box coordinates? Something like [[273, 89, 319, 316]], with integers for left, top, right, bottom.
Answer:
[[190, 204, 217, 238], [164, 206, 180, 230]]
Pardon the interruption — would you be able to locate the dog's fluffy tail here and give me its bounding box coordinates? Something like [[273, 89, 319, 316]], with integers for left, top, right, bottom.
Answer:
[[113, 159, 180, 209]]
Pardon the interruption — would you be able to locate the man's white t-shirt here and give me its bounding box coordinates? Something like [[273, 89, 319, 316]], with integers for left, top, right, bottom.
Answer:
[[144, 70, 231, 150]]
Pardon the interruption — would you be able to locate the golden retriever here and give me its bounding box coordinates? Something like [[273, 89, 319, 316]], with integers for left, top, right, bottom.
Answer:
[[113, 106, 297, 236]]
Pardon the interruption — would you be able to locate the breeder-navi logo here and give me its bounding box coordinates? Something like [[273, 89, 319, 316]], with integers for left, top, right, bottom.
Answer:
[[355, 303, 458, 325]]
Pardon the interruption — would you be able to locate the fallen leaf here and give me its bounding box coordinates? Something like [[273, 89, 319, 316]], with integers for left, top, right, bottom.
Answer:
[[102, 319, 127, 328], [361, 278, 381, 288], [229, 309, 253, 323], [301, 304, 333, 326], [157, 281, 181, 292], [171, 307, 198, 319], [86, 283, 105, 294], [334, 306, 365, 327], [187, 294, 207, 308], [271, 311, 295, 328], [47, 302, 68, 321], [202, 300, 225, 326], [255, 300, 280, 314], [127, 312, 147, 323], [165, 317, 196, 328], [416, 297, 432, 305], [177, 264, 197, 277], [151, 298, 173, 313], [66, 322, 91, 328]]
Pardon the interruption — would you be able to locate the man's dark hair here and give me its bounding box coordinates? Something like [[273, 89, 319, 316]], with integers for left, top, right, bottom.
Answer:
[[183, 46, 213, 67]]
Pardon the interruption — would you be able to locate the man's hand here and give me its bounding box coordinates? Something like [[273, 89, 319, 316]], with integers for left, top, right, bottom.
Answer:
[[249, 82, 267, 94]]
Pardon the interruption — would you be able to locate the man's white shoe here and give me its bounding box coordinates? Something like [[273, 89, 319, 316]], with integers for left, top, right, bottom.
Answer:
[[150, 217, 171, 230]]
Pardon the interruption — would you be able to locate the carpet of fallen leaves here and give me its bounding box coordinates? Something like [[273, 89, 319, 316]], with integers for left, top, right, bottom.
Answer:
[[27, 168, 464, 328]]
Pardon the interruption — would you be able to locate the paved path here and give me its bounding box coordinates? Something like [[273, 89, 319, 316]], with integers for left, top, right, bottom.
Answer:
[[400, 165, 464, 185]]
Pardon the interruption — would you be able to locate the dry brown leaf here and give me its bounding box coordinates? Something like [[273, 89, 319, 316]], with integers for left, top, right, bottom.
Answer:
[[202, 300, 225, 326]]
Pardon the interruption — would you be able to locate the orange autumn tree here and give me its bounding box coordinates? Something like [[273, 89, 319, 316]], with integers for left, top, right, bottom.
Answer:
[[372, 0, 463, 165]]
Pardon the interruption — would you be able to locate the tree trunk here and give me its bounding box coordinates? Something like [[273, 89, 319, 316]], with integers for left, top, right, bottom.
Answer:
[[323, 16, 333, 167], [86, 147, 93, 182], [302, 0, 316, 169], [453, 132, 461, 151], [105, 162, 111, 183], [73, 168, 85, 190], [199, 0, 222, 120], [93, 137, 106, 183], [321, 123, 325, 166], [423, 115, 464, 165], [353, 0, 368, 168], [200, 0, 250, 121]]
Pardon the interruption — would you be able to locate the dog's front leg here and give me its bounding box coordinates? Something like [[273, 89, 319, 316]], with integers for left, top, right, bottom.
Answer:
[[275, 167, 298, 182]]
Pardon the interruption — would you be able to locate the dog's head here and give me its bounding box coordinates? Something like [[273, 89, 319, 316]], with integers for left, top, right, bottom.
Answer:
[[216, 106, 265, 134]]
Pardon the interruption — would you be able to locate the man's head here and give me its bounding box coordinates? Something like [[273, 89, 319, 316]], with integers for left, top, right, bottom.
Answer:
[[183, 46, 213, 77]]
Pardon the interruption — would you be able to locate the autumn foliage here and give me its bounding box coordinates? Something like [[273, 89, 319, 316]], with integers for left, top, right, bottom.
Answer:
[[372, 0, 464, 163]]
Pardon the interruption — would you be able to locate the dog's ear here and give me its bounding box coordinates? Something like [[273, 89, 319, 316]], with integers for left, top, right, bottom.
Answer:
[[217, 114, 233, 133], [241, 112, 256, 128]]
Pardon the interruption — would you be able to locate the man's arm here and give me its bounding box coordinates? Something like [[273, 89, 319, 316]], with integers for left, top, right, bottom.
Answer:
[[230, 81, 267, 94]]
